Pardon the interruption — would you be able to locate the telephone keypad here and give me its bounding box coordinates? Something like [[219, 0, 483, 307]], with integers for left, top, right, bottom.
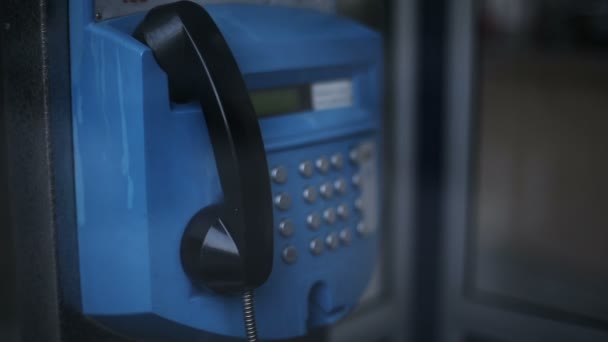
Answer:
[[270, 137, 376, 265]]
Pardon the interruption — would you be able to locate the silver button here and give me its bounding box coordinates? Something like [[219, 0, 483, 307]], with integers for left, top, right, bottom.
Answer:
[[359, 142, 374, 161], [309, 238, 324, 256], [323, 208, 336, 224], [278, 219, 295, 237], [302, 186, 317, 203], [299, 161, 313, 178], [349, 147, 360, 164], [325, 233, 339, 250], [339, 228, 353, 245], [354, 197, 363, 211], [315, 157, 330, 174], [270, 166, 287, 184], [356, 221, 368, 235], [334, 178, 347, 195], [274, 193, 292, 211], [336, 203, 349, 220], [330, 153, 344, 169], [352, 173, 361, 188], [319, 182, 333, 199], [282, 246, 298, 264], [306, 212, 321, 230]]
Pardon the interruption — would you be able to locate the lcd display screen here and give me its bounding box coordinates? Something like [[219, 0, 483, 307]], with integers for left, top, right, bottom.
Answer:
[[250, 85, 311, 118]]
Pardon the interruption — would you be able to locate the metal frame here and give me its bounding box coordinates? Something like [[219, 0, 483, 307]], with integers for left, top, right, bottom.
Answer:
[[1, 0, 135, 341], [1, 0, 66, 341], [94, 0, 335, 21], [439, 0, 608, 340], [330, 0, 418, 341], [0, 7, 18, 342]]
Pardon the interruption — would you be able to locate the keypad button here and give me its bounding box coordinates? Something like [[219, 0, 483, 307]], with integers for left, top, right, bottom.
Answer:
[[325, 233, 339, 250], [282, 246, 298, 264], [356, 221, 368, 235], [359, 141, 374, 161], [302, 186, 317, 203], [354, 197, 363, 211], [299, 161, 314, 178], [352, 173, 362, 188], [278, 219, 295, 237], [319, 182, 333, 199], [323, 208, 337, 224], [334, 178, 347, 195], [274, 193, 292, 211], [349, 147, 360, 164], [340, 228, 353, 245], [309, 238, 324, 256], [270, 166, 287, 184], [315, 157, 330, 174], [337, 203, 349, 220], [330, 153, 344, 169], [306, 212, 321, 230]]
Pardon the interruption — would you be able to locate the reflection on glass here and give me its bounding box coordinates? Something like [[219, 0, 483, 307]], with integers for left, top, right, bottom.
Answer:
[[473, 0, 608, 321]]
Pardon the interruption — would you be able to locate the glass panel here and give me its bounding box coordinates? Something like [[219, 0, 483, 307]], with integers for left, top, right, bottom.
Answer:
[[473, 0, 608, 321]]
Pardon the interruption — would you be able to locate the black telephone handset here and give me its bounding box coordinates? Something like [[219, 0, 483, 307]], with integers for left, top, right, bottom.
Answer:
[[133, 1, 273, 294]]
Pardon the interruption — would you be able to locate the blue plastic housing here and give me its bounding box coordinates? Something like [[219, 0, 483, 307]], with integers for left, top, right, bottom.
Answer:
[[69, 2, 382, 340]]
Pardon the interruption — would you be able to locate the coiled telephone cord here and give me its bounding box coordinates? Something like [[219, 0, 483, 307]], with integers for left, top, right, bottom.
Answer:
[[242, 290, 259, 342]]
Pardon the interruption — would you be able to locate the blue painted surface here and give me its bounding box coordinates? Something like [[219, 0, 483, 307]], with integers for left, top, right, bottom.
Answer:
[[69, 2, 382, 339]]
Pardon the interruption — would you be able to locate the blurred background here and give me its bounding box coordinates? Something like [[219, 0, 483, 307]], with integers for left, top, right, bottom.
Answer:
[[2, 0, 608, 341], [475, 0, 608, 323], [442, 0, 608, 341]]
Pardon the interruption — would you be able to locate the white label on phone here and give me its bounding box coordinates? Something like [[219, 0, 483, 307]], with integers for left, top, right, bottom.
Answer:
[[311, 79, 354, 111]]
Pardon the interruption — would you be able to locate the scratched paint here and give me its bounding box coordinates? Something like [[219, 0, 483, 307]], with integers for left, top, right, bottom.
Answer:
[[116, 50, 135, 209]]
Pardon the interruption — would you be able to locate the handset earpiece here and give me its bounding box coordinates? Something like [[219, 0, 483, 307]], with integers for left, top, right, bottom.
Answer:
[[133, 1, 274, 294]]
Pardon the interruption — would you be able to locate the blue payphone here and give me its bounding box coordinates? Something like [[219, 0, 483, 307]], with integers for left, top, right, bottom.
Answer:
[[69, 0, 382, 340]]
